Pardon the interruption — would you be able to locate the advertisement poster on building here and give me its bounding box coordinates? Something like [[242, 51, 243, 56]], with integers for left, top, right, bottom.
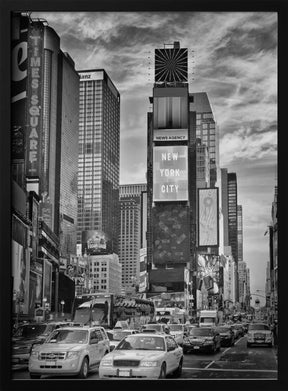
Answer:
[[198, 188, 219, 247], [12, 240, 30, 314], [82, 230, 109, 255]]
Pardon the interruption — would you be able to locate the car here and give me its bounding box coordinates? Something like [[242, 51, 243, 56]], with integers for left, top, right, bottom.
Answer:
[[113, 320, 130, 331], [140, 323, 170, 334], [183, 326, 221, 354], [168, 324, 185, 346], [12, 322, 70, 368], [28, 326, 110, 379], [215, 326, 235, 347], [108, 329, 138, 351], [246, 323, 273, 347], [99, 333, 183, 379]]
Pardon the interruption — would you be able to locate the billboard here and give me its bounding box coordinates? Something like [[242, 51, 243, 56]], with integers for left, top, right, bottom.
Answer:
[[153, 146, 188, 202], [198, 188, 219, 247], [26, 23, 44, 178], [79, 71, 104, 81], [152, 204, 189, 265], [197, 254, 220, 294], [82, 230, 110, 255]]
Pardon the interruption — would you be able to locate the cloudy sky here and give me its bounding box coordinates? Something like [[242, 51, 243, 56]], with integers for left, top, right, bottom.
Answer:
[[32, 11, 277, 304]]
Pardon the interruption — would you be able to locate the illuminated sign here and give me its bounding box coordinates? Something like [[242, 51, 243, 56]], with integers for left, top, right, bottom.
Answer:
[[198, 188, 219, 247], [82, 230, 109, 255], [153, 146, 188, 202], [153, 129, 188, 142], [26, 24, 43, 177], [79, 71, 104, 81]]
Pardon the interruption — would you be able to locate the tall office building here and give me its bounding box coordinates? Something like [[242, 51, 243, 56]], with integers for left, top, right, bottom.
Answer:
[[147, 42, 198, 311], [77, 70, 120, 255], [237, 205, 243, 263], [11, 13, 79, 315], [196, 139, 210, 189], [119, 184, 147, 290], [189, 92, 219, 187], [227, 172, 238, 301]]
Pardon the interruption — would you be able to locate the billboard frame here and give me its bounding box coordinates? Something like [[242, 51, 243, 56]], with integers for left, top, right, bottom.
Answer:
[[197, 187, 219, 248]]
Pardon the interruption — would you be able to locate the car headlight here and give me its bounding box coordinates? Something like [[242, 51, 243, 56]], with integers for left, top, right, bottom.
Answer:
[[204, 338, 214, 345], [67, 351, 81, 359], [140, 361, 159, 367], [101, 359, 113, 367], [30, 350, 39, 358]]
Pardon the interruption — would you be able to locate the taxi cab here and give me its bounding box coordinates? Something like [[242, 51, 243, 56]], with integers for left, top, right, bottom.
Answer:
[[29, 326, 110, 379], [246, 323, 273, 347], [99, 333, 183, 379]]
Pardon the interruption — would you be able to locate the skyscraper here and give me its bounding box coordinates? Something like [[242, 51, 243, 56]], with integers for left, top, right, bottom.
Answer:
[[227, 172, 238, 301], [77, 70, 120, 255], [237, 205, 243, 263], [189, 92, 218, 187], [119, 184, 147, 291], [147, 42, 197, 308]]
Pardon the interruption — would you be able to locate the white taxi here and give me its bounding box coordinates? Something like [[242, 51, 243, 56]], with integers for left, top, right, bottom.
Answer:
[[168, 324, 185, 346], [99, 333, 183, 379], [246, 323, 273, 347], [29, 326, 110, 379]]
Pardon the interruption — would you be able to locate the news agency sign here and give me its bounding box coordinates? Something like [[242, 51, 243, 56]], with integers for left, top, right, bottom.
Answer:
[[153, 128, 188, 142]]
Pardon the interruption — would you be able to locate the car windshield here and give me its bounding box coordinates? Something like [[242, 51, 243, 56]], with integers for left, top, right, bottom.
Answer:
[[248, 324, 270, 331], [188, 328, 213, 337], [13, 324, 47, 338], [113, 331, 133, 341], [169, 325, 183, 332], [142, 324, 162, 332], [46, 329, 88, 344], [116, 335, 165, 351], [106, 331, 114, 341], [216, 327, 230, 333]]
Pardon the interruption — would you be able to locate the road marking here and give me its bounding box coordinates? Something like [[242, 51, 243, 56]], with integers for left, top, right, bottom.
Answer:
[[182, 367, 277, 373], [222, 347, 231, 354], [205, 360, 215, 369], [235, 336, 244, 345]]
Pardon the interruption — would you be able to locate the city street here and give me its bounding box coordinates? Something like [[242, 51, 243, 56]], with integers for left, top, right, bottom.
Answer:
[[12, 336, 277, 380]]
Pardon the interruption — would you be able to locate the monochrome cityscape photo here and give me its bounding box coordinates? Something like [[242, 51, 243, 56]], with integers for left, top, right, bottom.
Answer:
[[10, 10, 278, 382]]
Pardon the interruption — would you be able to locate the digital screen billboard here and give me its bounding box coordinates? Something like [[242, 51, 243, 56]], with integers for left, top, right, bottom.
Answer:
[[153, 146, 188, 202], [82, 230, 110, 255], [198, 188, 219, 246], [152, 204, 189, 265]]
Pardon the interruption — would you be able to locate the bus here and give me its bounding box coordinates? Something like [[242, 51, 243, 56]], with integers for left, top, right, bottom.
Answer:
[[72, 293, 155, 329]]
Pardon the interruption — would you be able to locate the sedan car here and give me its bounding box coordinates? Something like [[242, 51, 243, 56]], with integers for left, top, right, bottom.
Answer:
[[99, 333, 183, 379], [183, 327, 221, 354], [168, 324, 185, 346], [140, 323, 170, 334], [246, 323, 273, 347], [215, 326, 235, 347], [12, 322, 70, 367], [108, 329, 138, 351]]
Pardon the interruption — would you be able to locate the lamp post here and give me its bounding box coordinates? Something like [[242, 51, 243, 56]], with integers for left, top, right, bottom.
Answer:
[[60, 300, 65, 317]]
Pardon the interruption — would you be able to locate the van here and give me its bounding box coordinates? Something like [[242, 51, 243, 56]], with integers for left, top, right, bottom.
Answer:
[[199, 310, 219, 328]]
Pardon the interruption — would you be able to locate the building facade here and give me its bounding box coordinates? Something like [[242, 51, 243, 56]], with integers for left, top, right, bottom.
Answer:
[[119, 184, 147, 291], [237, 205, 243, 263], [77, 70, 120, 255], [88, 254, 122, 295], [227, 172, 239, 301]]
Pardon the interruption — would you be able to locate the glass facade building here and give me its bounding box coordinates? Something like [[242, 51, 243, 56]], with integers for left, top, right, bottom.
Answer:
[[77, 70, 120, 255], [227, 172, 238, 300], [119, 184, 147, 290]]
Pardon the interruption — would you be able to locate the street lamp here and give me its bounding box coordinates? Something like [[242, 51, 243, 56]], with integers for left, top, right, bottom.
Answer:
[[60, 300, 65, 316]]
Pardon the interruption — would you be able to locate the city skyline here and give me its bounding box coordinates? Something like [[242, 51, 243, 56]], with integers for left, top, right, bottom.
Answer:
[[31, 11, 277, 304]]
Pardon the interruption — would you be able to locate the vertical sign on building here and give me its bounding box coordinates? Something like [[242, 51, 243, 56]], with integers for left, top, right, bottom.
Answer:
[[26, 23, 43, 178], [198, 188, 219, 247]]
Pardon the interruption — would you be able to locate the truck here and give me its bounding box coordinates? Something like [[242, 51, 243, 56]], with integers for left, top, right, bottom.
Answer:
[[199, 310, 219, 328]]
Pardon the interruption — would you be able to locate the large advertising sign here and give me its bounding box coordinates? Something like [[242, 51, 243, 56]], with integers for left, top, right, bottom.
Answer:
[[12, 16, 29, 161], [82, 230, 110, 255], [12, 241, 30, 315], [198, 188, 219, 247], [152, 204, 189, 265], [79, 71, 104, 81], [26, 23, 44, 177], [153, 146, 188, 202]]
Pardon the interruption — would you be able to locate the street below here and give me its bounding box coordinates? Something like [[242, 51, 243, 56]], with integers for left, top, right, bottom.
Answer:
[[12, 335, 277, 380]]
